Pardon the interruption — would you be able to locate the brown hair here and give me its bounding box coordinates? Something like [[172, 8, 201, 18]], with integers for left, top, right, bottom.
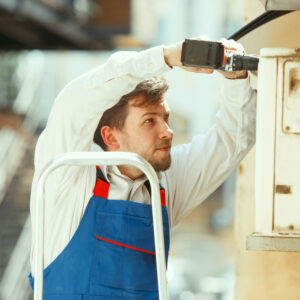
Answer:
[[93, 76, 169, 150]]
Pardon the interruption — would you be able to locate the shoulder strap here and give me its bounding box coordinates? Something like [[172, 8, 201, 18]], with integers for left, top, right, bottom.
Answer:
[[93, 166, 110, 199], [93, 168, 166, 206], [144, 180, 166, 207]]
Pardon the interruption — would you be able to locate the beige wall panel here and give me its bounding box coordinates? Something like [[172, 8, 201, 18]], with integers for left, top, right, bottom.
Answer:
[[244, 0, 264, 23], [235, 148, 300, 300], [240, 10, 300, 56]]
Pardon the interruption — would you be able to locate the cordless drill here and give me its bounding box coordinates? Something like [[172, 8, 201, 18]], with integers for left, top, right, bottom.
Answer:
[[181, 39, 259, 71]]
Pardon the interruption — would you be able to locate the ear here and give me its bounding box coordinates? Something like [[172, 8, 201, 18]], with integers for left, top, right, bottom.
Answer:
[[101, 126, 120, 150]]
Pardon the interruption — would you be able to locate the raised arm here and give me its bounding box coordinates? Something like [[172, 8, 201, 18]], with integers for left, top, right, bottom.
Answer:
[[161, 38, 256, 226], [33, 47, 171, 179]]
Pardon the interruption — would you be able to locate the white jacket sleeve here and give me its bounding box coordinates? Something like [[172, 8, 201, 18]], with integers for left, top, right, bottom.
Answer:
[[164, 76, 257, 227], [33, 46, 171, 204]]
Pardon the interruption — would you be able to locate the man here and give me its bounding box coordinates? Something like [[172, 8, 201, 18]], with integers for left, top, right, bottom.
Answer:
[[29, 38, 256, 299]]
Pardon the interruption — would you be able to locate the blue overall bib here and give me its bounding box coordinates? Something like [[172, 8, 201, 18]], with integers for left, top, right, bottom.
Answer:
[[29, 167, 170, 299]]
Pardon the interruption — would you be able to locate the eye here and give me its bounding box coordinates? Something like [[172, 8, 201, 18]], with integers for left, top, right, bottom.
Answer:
[[164, 115, 170, 124], [144, 118, 153, 124]]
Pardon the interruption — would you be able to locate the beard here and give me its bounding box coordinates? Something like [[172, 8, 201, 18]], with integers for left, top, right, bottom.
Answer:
[[121, 138, 172, 173], [147, 150, 172, 172], [147, 140, 172, 172]]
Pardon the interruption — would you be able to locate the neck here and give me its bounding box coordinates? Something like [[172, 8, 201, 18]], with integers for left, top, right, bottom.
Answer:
[[118, 165, 144, 180]]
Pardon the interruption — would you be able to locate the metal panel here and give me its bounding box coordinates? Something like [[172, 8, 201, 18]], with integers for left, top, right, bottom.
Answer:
[[260, 0, 300, 10], [255, 48, 300, 238], [274, 57, 300, 233], [255, 52, 277, 233], [247, 233, 300, 251]]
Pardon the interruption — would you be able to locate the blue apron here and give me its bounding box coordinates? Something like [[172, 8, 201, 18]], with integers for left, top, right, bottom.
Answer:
[[29, 166, 170, 299]]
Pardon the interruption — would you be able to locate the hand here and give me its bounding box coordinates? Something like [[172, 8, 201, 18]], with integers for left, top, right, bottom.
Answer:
[[163, 37, 248, 79], [163, 36, 213, 74], [217, 38, 248, 79]]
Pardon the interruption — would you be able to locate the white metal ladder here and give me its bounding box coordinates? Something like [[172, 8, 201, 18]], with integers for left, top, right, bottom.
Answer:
[[34, 152, 168, 299]]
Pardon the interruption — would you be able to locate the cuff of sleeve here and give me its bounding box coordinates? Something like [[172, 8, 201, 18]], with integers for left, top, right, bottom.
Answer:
[[221, 74, 253, 108]]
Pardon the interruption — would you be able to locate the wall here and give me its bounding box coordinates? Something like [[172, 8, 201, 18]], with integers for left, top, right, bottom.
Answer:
[[235, 1, 300, 299]]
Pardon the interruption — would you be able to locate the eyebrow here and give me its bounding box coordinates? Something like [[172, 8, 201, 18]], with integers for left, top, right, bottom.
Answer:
[[141, 111, 170, 118]]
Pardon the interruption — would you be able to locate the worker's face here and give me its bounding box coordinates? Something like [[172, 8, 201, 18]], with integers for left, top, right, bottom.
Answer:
[[116, 98, 174, 172]]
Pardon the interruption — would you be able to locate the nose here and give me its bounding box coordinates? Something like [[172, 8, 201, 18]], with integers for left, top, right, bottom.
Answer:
[[159, 122, 174, 140]]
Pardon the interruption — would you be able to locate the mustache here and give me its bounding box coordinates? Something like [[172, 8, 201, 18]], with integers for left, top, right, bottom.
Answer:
[[156, 140, 172, 149]]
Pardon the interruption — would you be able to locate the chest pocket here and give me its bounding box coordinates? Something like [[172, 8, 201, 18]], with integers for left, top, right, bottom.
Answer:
[[91, 210, 164, 292]]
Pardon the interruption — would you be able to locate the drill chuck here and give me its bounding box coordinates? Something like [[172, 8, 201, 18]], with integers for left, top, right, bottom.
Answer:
[[230, 54, 259, 71]]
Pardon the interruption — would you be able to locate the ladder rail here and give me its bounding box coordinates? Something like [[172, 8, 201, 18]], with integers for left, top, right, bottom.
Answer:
[[34, 152, 168, 300]]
